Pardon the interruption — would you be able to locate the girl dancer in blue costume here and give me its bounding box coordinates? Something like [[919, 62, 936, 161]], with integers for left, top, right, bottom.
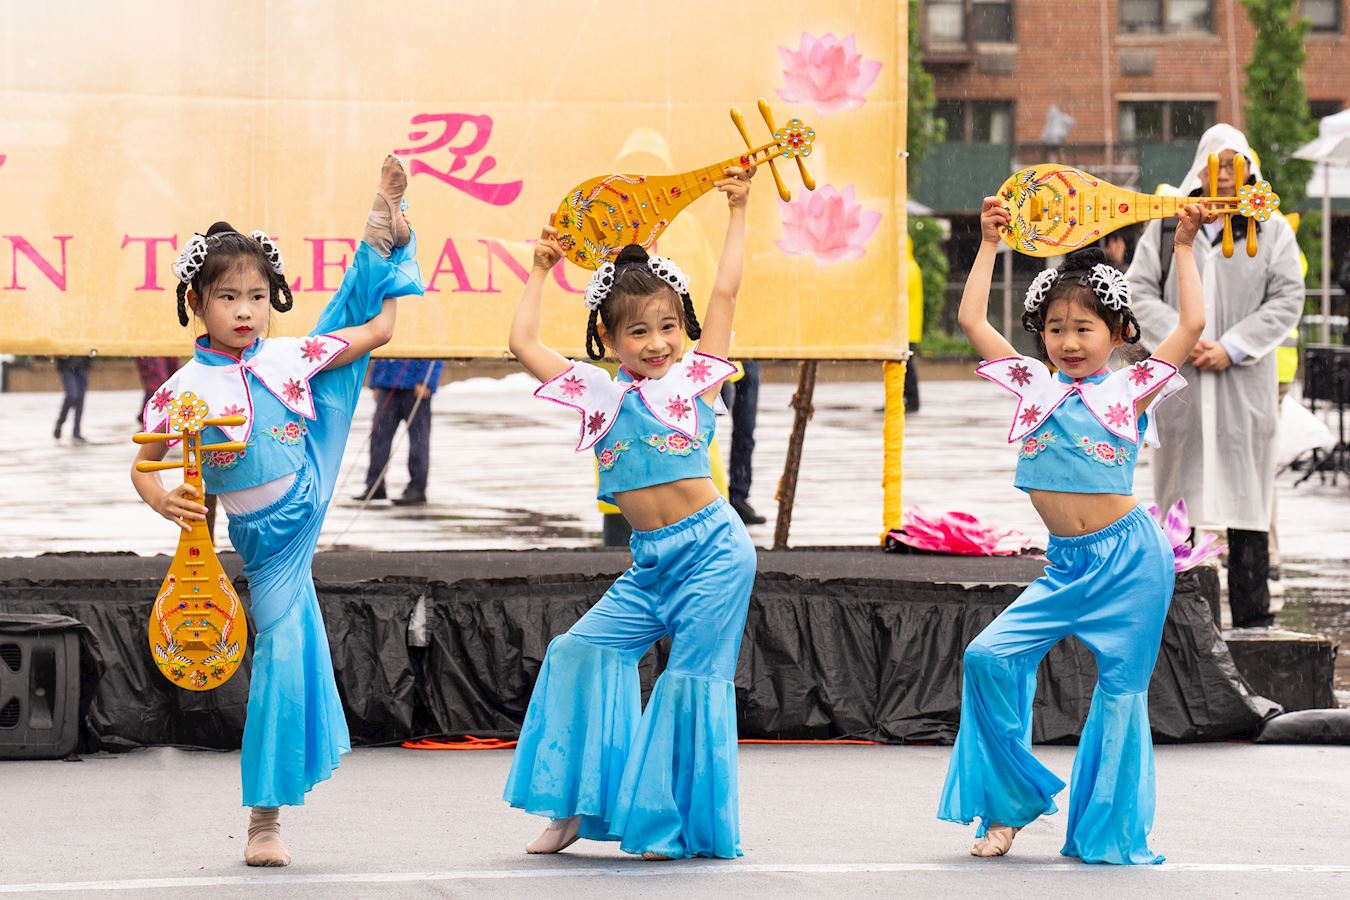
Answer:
[[131, 156, 423, 867], [937, 197, 1210, 864], [504, 164, 757, 860]]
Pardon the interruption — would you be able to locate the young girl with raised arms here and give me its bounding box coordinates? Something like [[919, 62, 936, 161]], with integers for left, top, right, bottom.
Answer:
[[131, 156, 424, 866], [503, 164, 756, 860], [936, 197, 1210, 864]]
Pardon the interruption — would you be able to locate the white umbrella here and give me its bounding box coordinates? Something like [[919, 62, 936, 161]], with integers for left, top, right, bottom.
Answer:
[[1294, 109, 1350, 342]]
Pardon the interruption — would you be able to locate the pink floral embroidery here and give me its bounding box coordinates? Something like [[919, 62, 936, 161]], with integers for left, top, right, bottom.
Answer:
[[151, 388, 173, 412], [597, 439, 632, 472], [283, 378, 306, 404], [1018, 404, 1043, 428], [220, 404, 245, 417], [1007, 363, 1033, 387], [1129, 361, 1155, 387], [203, 450, 241, 470], [559, 375, 586, 400], [776, 33, 882, 114], [666, 433, 692, 453], [267, 421, 307, 446], [1105, 403, 1132, 428], [586, 410, 607, 435], [300, 338, 329, 363], [776, 184, 881, 266], [1018, 430, 1056, 459], [665, 395, 693, 421], [686, 358, 713, 384], [1075, 435, 1131, 467], [284, 421, 303, 442]]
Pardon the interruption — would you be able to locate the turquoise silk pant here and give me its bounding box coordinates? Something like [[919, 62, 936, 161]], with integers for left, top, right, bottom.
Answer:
[[504, 497, 757, 859], [937, 503, 1175, 865], [228, 236, 422, 808]]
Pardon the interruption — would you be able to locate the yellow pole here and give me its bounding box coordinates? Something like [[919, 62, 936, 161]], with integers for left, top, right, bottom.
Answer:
[[881, 359, 907, 542]]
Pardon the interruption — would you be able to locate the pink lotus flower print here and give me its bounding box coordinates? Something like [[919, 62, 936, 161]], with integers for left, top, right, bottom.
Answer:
[[777, 184, 881, 266], [559, 375, 586, 400], [1146, 498, 1227, 572], [776, 33, 881, 114], [300, 338, 329, 363]]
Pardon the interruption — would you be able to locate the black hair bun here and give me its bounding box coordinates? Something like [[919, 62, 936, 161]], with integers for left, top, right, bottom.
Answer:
[[205, 221, 238, 237], [1061, 246, 1107, 274], [614, 243, 649, 266]]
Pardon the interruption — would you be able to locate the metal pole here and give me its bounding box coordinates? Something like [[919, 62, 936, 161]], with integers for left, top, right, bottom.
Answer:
[[773, 360, 817, 550], [1323, 164, 1332, 344], [1001, 246, 1014, 339]]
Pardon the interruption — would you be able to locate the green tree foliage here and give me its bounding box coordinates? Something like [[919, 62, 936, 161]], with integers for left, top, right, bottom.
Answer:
[[1241, 0, 1315, 211], [909, 215, 950, 346], [907, 0, 944, 185]]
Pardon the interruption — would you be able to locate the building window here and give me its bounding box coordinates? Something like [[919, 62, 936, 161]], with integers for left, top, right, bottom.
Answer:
[[1119, 100, 1216, 143], [1302, 0, 1343, 33], [1309, 99, 1344, 122], [925, 0, 1015, 44], [1120, 0, 1215, 34], [937, 100, 1014, 143]]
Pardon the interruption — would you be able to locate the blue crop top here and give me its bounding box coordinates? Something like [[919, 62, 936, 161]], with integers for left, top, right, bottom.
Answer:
[[143, 333, 350, 494], [976, 355, 1186, 496], [534, 350, 739, 505]]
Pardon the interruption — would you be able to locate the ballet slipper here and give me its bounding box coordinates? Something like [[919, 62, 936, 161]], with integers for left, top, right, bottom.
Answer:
[[970, 823, 1020, 858], [641, 852, 675, 861], [362, 154, 410, 256], [526, 816, 581, 854], [244, 807, 292, 867]]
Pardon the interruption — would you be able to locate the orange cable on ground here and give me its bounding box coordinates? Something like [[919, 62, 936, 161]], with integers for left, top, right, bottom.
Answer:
[[402, 736, 878, 750]]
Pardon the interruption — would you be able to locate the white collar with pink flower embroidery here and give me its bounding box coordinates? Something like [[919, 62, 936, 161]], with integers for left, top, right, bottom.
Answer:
[[143, 334, 350, 444], [976, 355, 1185, 447], [535, 349, 738, 451]]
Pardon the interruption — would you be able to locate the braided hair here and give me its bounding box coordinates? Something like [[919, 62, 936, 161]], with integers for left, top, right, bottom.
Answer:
[[176, 221, 294, 327], [585, 244, 700, 361], [1020, 248, 1142, 360]]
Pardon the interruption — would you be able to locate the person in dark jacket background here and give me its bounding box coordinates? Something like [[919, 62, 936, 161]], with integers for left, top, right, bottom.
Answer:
[[354, 358, 443, 505]]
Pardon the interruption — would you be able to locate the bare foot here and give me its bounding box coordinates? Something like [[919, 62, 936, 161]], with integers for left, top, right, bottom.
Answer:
[[526, 816, 581, 854], [244, 807, 292, 867], [970, 823, 1019, 858]]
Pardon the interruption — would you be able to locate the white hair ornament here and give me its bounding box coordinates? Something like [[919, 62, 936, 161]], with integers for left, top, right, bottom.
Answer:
[[250, 230, 286, 279], [582, 254, 691, 312], [172, 234, 210, 285], [1022, 268, 1060, 313], [1086, 263, 1131, 311]]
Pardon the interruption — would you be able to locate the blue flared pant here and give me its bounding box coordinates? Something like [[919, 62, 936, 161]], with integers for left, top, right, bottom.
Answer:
[[937, 504, 1174, 865], [503, 497, 757, 859], [227, 237, 423, 808]]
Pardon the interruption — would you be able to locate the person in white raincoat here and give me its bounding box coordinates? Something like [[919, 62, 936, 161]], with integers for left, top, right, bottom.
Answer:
[[1125, 124, 1304, 627]]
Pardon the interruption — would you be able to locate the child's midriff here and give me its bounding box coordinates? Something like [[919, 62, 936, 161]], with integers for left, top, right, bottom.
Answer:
[[1029, 489, 1139, 538], [614, 477, 722, 532]]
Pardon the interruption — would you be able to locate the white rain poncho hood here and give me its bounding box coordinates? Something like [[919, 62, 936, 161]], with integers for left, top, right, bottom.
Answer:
[[1178, 124, 1263, 195]]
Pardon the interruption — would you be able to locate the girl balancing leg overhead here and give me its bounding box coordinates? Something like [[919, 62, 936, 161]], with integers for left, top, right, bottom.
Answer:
[[503, 166, 757, 860], [936, 198, 1212, 865], [131, 156, 424, 867]]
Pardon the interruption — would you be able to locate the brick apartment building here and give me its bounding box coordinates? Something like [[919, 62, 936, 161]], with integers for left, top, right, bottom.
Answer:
[[913, 0, 1348, 325]]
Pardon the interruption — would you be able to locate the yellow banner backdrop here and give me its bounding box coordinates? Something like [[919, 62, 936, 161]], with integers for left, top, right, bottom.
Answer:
[[0, 1, 906, 359]]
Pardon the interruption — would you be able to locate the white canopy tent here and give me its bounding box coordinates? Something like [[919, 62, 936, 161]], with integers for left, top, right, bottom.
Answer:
[[1295, 109, 1350, 343]]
